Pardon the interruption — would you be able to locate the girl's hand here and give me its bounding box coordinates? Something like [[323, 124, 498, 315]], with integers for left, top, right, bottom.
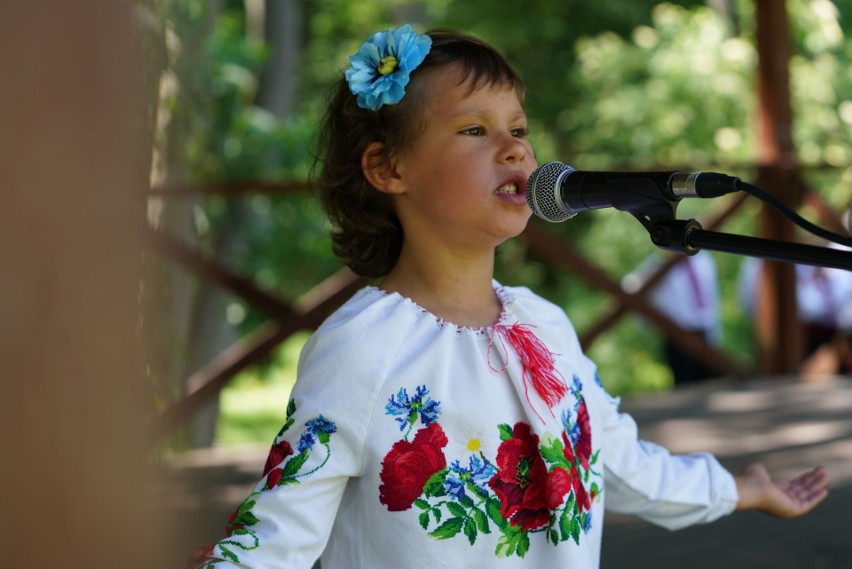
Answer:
[[735, 462, 830, 518]]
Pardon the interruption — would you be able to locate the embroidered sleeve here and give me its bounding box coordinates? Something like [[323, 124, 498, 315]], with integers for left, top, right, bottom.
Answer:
[[588, 368, 738, 530], [186, 396, 351, 568], [186, 315, 391, 568]]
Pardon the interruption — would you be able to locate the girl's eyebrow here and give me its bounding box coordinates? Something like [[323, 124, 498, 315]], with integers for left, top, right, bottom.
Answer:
[[447, 108, 527, 123]]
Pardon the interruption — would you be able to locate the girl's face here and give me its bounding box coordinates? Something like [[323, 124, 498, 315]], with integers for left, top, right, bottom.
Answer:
[[390, 65, 536, 254]]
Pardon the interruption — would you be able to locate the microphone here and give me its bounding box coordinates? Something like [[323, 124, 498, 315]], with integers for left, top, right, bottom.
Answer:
[[526, 161, 741, 223]]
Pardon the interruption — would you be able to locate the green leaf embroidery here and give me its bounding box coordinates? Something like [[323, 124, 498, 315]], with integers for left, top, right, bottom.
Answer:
[[236, 511, 259, 527], [570, 517, 582, 545], [413, 498, 430, 511], [219, 545, 240, 563], [558, 508, 572, 541], [540, 435, 570, 469], [496, 534, 517, 558], [517, 531, 531, 558], [429, 517, 464, 540], [565, 493, 576, 516], [463, 516, 478, 545], [276, 400, 297, 437], [486, 497, 507, 529], [280, 451, 309, 478], [422, 469, 448, 498], [229, 528, 252, 538], [446, 501, 467, 519], [231, 494, 261, 528], [472, 507, 491, 534], [418, 511, 430, 530], [548, 528, 559, 546], [498, 423, 513, 441]]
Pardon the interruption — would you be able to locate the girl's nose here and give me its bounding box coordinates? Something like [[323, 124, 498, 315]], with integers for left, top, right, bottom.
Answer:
[[499, 134, 528, 163]]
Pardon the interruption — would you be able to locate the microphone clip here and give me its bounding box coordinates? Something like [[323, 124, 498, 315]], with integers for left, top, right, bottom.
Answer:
[[648, 218, 704, 256]]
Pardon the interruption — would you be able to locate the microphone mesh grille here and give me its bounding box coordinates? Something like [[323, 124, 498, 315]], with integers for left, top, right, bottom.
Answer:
[[525, 161, 576, 223]]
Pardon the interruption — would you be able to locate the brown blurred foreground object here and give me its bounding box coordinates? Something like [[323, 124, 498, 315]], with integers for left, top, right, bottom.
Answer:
[[0, 2, 178, 567]]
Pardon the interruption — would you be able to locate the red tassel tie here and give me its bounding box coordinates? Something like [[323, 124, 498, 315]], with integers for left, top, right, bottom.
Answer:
[[489, 323, 568, 421]]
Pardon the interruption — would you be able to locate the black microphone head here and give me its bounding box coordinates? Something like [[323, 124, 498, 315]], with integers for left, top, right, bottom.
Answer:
[[526, 161, 577, 222]]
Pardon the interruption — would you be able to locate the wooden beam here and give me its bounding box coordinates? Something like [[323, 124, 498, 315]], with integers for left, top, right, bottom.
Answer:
[[146, 228, 298, 322], [145, 268, 367, 445]]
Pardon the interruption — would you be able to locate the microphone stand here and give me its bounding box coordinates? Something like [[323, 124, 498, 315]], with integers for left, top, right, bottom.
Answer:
[[647, 218, 852, 271]]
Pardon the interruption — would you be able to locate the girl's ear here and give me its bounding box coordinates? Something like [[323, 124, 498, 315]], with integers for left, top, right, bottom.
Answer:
[[362, 141, 405, 195]]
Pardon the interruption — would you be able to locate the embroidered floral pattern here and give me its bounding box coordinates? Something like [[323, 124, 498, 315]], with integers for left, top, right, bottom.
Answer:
[[386, 384, 441, 434], [187, 400, 338, 568], [380, 422, 449, 511], [490, 422, 569, 531], [378, 381, 602, 558]]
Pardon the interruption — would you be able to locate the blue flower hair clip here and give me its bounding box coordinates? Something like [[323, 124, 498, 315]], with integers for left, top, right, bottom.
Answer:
[[345, 24, 432, 111]]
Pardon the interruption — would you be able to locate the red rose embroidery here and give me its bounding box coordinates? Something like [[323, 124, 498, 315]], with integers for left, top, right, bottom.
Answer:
[[263, 440, 294, 476], [379, 422, 448, 511], [265, 467, 284, 490], [489, 422, 571, 531], [573, 399, 592, 470], [546, 466, 572, 510], [562, 431, 592, 513]]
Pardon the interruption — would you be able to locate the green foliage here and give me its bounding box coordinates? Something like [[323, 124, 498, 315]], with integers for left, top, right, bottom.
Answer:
[[216, 331, 310, 446], [146, 1, 852, 443], [562, 4, 757, 168]]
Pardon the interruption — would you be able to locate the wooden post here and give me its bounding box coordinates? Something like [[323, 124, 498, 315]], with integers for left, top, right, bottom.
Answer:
[[754, 0, 802, 374]]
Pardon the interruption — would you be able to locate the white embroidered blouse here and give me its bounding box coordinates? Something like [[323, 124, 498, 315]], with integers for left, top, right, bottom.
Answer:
[[190, 283, 738, 569]]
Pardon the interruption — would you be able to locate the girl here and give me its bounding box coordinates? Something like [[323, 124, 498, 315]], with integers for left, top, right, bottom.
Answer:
[[189, 25, 828, 568]]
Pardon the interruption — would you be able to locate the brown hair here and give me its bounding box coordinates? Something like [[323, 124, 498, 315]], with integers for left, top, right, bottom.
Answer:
[[311, 28, 525, 278]]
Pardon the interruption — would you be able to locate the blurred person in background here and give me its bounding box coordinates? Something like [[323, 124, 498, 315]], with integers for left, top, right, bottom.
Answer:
[[738, 248, 852, 377], [623, 250, 723, 385]]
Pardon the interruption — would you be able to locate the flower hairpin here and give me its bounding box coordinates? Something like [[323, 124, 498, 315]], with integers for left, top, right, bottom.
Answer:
[[345, 24, 432, 111]]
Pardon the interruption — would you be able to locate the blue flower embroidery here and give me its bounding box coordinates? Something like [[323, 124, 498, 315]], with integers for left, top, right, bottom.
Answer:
[[345, 24, 432, 110], [445, 454, 497, 501], [297, 415, 338, 452], [570, 375, 584, 401], [386, 385, 440, 432], [560, 377, 581, 443], [583, 510, 593, 532]]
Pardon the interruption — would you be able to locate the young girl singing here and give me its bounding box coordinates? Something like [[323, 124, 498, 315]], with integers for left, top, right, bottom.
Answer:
[[189, 25, 829, 568]]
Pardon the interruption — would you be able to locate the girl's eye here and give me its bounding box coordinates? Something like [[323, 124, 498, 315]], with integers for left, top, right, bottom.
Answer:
[[511, 126, 528, 138], [461, 126, 484, 136]]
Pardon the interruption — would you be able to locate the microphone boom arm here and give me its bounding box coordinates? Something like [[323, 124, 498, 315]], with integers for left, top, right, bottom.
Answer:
[[649, 219, 852, 271]]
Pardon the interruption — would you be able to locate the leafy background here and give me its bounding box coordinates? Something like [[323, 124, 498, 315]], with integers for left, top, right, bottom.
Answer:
[[139, 0, 852, 449]]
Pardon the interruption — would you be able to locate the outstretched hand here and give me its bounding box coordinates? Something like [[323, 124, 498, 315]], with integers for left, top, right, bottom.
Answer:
[[735, 463, 830, 518]]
